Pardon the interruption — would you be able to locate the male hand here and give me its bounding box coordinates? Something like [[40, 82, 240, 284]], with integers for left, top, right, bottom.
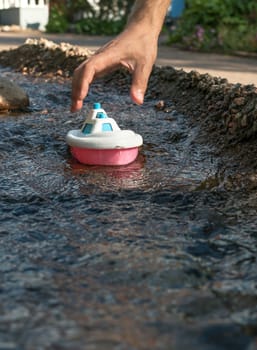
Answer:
[[71, 27, 158, 112]]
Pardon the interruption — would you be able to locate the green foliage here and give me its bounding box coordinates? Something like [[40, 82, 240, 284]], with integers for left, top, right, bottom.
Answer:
[[75, 18, 126, 35], [168, 0, 257, 53], [47, 0, 133, 35], [46, 5, 69, 33]]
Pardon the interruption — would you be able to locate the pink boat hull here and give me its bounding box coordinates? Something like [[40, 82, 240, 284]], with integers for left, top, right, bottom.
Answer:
[[70, 147, 139, 166]]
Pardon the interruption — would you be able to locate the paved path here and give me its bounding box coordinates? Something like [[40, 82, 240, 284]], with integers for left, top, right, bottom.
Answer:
[[1, 31, 257, 86]]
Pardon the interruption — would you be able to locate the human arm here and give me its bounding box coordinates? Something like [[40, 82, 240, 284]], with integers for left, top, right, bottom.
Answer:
[[71, 0, 171, 112]]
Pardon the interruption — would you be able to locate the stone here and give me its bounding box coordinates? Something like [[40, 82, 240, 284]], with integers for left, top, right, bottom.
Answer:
[[0, 78, 29, 111]]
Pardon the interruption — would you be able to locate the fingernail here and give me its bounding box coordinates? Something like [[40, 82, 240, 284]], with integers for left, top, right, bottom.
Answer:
[[135, 89, 144, 104]]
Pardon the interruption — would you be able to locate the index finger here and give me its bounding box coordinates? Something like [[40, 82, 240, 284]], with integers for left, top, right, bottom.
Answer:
[[71, 60, 96, 112]]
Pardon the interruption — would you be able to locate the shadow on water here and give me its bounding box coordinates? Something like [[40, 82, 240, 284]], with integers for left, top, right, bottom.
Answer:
[[0, 68, 257, 349]]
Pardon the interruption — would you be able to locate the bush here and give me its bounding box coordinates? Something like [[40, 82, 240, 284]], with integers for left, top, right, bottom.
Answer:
[[46, 5, 69, 33], [47, 0, 134, 35], [168, 0, 257, 53], [75, 18, 126, 35]]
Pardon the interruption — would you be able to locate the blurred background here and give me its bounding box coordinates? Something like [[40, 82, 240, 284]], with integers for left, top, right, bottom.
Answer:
[[0, 0, 257, 54]]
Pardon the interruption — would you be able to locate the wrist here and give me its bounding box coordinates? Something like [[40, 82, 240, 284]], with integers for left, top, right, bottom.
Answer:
[[123, 22, 159, 42], [127, 0, 170, 35]]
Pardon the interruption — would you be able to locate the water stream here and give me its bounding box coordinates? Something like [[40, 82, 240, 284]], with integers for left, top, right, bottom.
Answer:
[[0, 68, 256, 350]]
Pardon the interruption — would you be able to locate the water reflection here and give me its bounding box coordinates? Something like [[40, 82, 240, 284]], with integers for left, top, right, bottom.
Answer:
[[67, 153, 146, 190]]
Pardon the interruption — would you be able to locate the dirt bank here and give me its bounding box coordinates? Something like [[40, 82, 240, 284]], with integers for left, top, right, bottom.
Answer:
[[0, 38, 93, 79]]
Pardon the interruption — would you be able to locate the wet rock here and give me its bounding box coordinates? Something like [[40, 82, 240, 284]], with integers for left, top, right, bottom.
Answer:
[[0, 78, 29, 111]]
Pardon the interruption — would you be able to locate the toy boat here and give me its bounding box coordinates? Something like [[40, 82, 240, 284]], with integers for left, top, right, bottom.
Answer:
[[66, 103, 143, 166]]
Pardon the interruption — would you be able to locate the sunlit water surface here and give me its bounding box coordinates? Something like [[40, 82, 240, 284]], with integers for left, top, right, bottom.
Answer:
[[0, 68, 256, 350]]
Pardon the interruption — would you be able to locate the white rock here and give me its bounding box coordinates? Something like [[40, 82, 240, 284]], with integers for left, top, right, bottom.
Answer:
[[0, 78, 29, 111]]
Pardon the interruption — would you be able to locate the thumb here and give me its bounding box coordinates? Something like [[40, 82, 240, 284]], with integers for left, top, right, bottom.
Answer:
[[130, 62, 152, 105]]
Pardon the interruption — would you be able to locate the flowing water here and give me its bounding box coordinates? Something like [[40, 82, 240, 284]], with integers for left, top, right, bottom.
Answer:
[[0, 68, 257, 350]]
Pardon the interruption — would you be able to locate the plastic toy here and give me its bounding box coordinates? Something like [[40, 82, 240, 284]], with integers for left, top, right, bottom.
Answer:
[[66, 103, 143, 166]]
